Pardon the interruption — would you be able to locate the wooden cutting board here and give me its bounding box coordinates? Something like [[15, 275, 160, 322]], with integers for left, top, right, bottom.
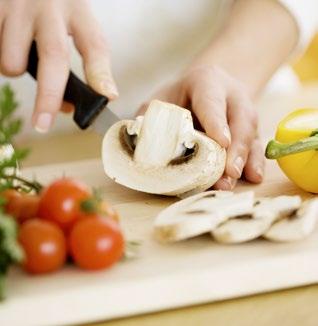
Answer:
[[1, 158, 318, 326]]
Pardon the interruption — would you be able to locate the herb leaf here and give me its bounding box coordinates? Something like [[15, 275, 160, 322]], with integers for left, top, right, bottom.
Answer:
[[0, 210, 24, 300], [0, 84, 21, 145], [0, 84, 28, 300]]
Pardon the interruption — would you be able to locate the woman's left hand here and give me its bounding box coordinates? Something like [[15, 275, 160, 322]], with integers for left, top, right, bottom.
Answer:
[[138, 65, 264, 190]]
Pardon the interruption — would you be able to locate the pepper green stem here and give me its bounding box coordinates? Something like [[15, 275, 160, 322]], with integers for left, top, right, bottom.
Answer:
[[265, 135, 318, 159]]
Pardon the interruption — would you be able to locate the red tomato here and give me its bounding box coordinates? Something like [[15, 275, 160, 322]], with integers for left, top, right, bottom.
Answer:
[[69, 216, 124, 270], [1, 188, 21, 203], [2, 189, 40, 223], [38, 178, 90, 232], [19, 219, 66, 274]]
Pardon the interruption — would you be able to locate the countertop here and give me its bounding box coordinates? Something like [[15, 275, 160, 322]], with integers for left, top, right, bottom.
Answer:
[[19, 84, 318, 326]]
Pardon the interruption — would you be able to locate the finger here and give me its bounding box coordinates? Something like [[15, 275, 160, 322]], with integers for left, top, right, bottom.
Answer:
[[0, 2, 33, 76], [0, 1, 7, 54], [137, 102, 150, 116], [137, 82, 183, 116], [243, 138, 265, 183], [70, 4, 118, 100], [225, 91, 257, 179], [213, 175, 237, 191], [32, 14, 70, 132], [187, 71, 231, 148]]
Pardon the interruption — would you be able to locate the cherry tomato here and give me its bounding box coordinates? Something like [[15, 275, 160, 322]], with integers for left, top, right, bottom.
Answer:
[[1, 188, 21, 203], [1, 189, 40, 223], [19, 219, 66, 274], [69, 216, 124, 270], [38, 178, 90, 232]]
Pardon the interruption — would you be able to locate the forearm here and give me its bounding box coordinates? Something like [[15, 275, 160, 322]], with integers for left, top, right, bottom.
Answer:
[[191, 0, 299, 98]]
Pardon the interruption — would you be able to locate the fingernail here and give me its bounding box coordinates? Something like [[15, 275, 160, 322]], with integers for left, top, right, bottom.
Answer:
[[223, 126, 231, 145], [101, 80, 119, 99], [35, 113, 52, 133], [256, 166, 264, 179], [233, 156, 244, 178]]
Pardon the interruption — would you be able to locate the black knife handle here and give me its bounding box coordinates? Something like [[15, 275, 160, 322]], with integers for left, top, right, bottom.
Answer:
[[27, 41, 108, 129]]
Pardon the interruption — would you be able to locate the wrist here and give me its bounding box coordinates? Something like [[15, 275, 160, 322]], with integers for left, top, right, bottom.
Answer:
[[188, 33, 260, 99], [188, 0, 299, 99]]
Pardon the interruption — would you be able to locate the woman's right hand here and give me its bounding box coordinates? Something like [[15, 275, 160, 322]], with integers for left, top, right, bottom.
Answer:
[[0, 0, 118, 132]]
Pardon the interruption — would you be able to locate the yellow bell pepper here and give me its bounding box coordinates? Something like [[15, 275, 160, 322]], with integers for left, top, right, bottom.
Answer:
[[265, 108, 318, 193]]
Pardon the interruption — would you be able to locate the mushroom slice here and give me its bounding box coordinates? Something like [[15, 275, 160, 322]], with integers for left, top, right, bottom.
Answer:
[[102, 100, 226, 196], [264, 198, 318, 242], [212, 196, 302, 244], [154, 190, 254, 243]]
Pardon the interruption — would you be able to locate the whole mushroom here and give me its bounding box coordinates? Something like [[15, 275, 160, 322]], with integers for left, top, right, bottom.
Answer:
[[102, 100, 226, 196]]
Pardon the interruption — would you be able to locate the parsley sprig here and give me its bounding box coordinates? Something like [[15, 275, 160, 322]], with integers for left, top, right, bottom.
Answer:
[[0, 149, 42, 194], [0, 84, 33, 300], [0, 84, 42, 194], [0, 84, 22, 145], [0, 211, 24, 300]]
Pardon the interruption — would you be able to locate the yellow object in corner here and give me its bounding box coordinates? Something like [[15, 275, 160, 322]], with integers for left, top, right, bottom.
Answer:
[[266, 108, 318, 193], [293, 34, 318, 82]]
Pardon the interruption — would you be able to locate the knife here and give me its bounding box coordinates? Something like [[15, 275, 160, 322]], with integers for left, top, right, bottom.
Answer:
[[27, 41, 119, 134]]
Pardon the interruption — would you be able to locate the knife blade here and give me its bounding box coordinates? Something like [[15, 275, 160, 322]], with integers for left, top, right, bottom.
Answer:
[[90, 104, 120, 135], [27, 41, 120, 135]]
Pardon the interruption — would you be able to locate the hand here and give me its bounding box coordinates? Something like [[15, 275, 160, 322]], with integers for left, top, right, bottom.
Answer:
[[138, 65, 264, 190], [0, 0, 118, 132]]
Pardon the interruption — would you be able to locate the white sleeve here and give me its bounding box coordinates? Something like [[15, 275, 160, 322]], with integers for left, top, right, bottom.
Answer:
[[278, 0, 318, 52]]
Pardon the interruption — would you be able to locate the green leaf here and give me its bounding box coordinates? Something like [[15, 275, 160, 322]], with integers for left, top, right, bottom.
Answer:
[[0, 83, 22, 145], [0, 211, 24, 300], [5, 119, 22, 138], [0, 275, 5, 301]]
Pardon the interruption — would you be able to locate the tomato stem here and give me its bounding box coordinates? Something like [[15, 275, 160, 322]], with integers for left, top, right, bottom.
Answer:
[[265, 135, 318, 159], [80, 189, 103, 214], [80, 198, 98, 214]]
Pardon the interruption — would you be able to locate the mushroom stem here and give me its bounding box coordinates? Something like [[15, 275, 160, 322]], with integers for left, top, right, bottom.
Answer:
[[265, 135, 318, 159], [134, 101, 194, 167]]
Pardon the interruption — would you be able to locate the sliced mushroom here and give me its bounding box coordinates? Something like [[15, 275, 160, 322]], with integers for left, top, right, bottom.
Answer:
[[102, 100, 226, 196], [264, 198, 318, 242], [154, 190, 255, 243], [212, 196, 302, 244]]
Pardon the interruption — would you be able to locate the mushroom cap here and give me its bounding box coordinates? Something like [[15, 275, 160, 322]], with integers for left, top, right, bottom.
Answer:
[[102, 100, 226, 196]]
